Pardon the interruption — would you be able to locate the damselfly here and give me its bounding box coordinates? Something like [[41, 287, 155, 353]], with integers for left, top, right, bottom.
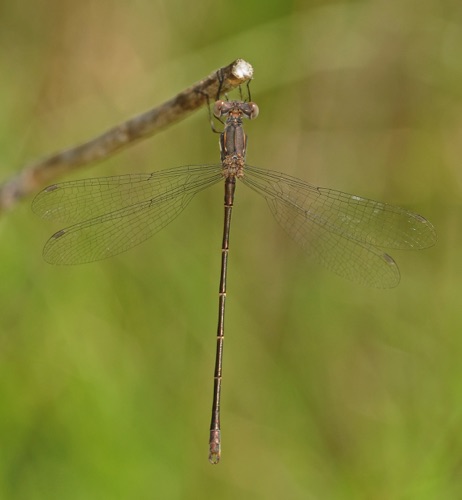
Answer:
[[33, 86, 436, 464]]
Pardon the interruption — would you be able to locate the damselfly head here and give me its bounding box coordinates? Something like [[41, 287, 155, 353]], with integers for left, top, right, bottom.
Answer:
[[213, 100, 259, 120]]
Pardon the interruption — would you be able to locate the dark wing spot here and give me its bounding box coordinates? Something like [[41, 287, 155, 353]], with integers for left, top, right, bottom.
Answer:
[[52, 229, 66, 239]]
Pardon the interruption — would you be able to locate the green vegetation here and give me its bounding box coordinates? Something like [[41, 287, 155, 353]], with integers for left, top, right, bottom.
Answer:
[[0, 0, 458, 498]]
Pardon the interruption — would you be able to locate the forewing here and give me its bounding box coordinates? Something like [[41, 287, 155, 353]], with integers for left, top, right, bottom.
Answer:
[[242, 165, 436, 250], [33, 165, 222, 224]]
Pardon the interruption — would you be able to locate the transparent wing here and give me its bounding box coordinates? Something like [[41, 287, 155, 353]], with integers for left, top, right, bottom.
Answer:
[[241, 165, 436, 288], [33, 165, 222, 223], [34, 165, 223, 265]]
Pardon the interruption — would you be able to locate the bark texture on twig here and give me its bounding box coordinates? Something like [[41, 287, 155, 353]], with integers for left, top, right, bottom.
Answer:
[[0, 58, 254, 212]]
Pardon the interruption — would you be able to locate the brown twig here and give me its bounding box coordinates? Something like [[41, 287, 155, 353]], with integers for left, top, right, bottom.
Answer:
[[0, 58, 254, 212]]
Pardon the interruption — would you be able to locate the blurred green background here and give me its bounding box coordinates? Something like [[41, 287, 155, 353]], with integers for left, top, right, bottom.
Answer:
[[0, 0, 459, 498]]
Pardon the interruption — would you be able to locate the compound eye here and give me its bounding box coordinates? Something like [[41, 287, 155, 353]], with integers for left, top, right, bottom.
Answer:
[[248, 102, 259, 120], [213, 100, 226, 118]]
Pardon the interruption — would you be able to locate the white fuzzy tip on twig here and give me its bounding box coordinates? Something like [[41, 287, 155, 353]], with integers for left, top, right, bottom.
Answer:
[[232, 59, 254, 80]]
